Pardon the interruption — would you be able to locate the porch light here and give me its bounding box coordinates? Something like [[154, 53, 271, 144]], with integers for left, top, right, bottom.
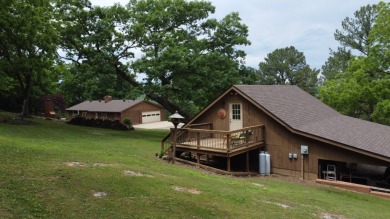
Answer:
[[169, 111, 184, 164], [169, 111, 184, 128]]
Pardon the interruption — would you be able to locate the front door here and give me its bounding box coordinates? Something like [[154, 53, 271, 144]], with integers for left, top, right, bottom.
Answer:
[[229, 103, 243, 131]]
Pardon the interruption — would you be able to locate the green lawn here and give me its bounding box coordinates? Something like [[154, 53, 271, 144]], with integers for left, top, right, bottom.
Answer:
[[0, 112, 389, 218]]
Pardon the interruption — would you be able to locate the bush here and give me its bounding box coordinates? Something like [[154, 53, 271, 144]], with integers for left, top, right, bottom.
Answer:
[[67, 117, 132, 131], [123, 118, 134, 130], [123, 118, 132, 126]]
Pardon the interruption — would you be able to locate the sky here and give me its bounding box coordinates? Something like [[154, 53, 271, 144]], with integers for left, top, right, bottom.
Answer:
[[89, 0, 379, 70]]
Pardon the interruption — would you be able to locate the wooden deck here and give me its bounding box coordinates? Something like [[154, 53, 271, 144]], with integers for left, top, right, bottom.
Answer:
[[161, 124, 265, 171], [177, 137, 264, 157]]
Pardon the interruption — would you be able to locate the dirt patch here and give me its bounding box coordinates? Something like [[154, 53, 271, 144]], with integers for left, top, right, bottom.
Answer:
[[320, 213, 348, 219], [0, 209, 12, 218], [93, 191, 107, 198], [92, 163, 112, 167], [252, 183, 266, 188], [172, 186, 201, 195], [65, 162, 113, 167], [264, 201, 291, 209], [123, 170, 153, 177], [65, 162, 86, 167]]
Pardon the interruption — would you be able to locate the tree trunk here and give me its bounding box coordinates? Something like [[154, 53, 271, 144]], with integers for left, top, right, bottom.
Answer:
[[20, 70, 33, 119], [115, 66, 190, 122], [146, 92, 190, 122]]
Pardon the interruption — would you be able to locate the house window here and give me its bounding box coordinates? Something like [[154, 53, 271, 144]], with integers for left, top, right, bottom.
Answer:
[[232, 104, 241, 120], [114, 113, 119, 120], [82, 112, 87, 118], [95, 113, 98, 119], [102, 113, 107, 120], [73, 111, 79, 117]]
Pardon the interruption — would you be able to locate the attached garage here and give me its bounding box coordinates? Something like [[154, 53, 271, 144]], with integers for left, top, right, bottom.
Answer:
[[66, 96, 164, 125], [141, 111, 161, 123]]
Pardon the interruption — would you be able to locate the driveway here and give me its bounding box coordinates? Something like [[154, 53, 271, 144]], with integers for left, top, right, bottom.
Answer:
[[133, 121, 184, 130]]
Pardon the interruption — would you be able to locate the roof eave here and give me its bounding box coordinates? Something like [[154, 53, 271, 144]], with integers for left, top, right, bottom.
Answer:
[[233, 85, 390, 163]]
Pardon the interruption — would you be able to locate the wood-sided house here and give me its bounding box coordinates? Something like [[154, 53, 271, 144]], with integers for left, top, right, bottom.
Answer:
[[162, 85, 390, 183], [66, 96, 164, 125]]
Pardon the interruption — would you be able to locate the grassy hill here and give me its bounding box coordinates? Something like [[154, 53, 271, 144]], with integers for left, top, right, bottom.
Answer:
[[0, 112, 389, 218]]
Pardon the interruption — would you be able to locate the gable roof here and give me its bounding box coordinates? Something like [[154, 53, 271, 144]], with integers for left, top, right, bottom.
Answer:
[[66, 100, 157, 113], [232, 85, 390, 158], [233, 85, 390, 160]]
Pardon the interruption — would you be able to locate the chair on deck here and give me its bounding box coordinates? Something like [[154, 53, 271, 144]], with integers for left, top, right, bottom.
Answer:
[[230, 133, 246, 146], [224, 130, 253, 147], [325, 164, 337, 181]]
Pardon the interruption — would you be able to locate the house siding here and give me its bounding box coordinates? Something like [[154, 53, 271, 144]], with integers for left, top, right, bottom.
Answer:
[[121, 101, 163, 125], [190, 91, 389, 179], [66, 101, 163, 125]]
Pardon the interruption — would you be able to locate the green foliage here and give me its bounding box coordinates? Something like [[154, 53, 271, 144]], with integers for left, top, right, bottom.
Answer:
[[319, 57, 390, 123], [319, 2, 390, 125], [258, 46, 319, 95], [123, 117, 132, 126], [0, 116, 389, 218], [320, 47, 352, 82], [334, 3, 378, 55], [239, 65, 260, 85], [0, 0, 59, 116], [372, 100, 390, 125], [58, 63, 135, 106], [369, 2, 390, 71], [56, 0, 250, 118]]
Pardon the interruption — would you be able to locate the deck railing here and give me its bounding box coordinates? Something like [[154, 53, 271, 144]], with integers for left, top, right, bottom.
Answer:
[[160, 123, 213, 155], [161, 124, 265, 155], [175, 125, 265, 153]]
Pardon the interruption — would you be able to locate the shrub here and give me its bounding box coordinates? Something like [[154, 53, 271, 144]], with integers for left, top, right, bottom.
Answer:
[[123, 118, 132, 126], [68, 117, 131, 131]]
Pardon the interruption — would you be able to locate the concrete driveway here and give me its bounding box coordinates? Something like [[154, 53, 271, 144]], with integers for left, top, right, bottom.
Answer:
[[133, 121, 184, 130]]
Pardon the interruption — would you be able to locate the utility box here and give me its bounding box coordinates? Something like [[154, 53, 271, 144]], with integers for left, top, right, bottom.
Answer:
[[301, 145, 309, 154]]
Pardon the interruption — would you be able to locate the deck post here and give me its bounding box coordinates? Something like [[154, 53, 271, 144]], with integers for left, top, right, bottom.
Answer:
[[227, 156, 231, 172], [196, 132, 200, 149], [172, 128, 177, 164], [246, 152, 249, 172], [197, 153, 201, 164]]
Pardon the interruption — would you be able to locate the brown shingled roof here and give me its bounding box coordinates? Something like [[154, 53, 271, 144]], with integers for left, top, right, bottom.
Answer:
[[66, 100, 143, 112], [234, 85, 390, 159]]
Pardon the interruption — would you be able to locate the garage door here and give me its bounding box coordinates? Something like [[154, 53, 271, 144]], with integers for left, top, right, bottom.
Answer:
[[141, 111, 161, 123]]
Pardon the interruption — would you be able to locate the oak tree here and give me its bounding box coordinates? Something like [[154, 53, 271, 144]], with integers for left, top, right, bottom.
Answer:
[[0, 0, 59, 116], [56, 0, 250, 119]]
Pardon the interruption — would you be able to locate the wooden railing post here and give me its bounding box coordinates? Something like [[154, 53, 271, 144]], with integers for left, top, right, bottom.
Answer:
[[197, 132, 200, 149], [226, 134, 230, 152], [262, 125, 265, 142]]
